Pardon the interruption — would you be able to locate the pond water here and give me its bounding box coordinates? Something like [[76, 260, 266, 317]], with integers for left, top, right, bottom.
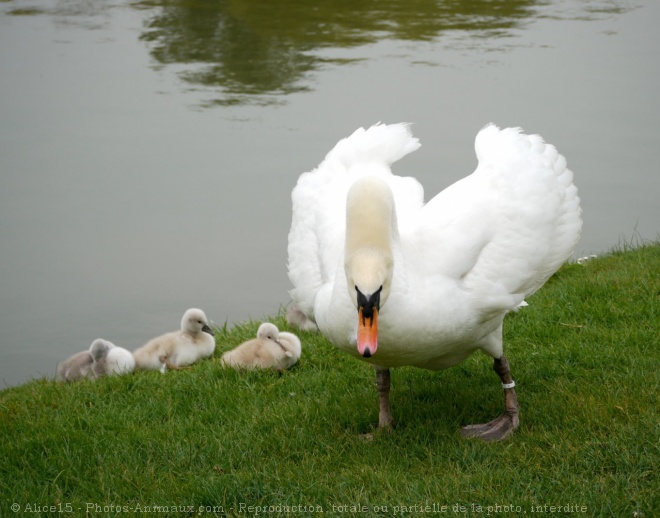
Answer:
[[1, 0, 658, 388]]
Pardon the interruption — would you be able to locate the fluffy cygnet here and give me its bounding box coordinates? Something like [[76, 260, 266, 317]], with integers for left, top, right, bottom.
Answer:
[[277, 331, 302, 369], [56, 338, 135, 381], [89, 338, 115, 378], [91, 339, 136, 377], [106, 346, 136, 375], [221, 323, 301, 371], [133, 308, 215, 371], [56, 349, 94, 382]]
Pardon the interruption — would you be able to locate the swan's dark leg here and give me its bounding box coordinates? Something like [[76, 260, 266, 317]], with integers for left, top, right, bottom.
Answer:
[[376, 368, 395, 428], [460, 354, 519, 441]]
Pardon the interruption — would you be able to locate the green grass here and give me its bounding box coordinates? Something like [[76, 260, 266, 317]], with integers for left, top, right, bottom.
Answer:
[[1, 243, 658, 517]]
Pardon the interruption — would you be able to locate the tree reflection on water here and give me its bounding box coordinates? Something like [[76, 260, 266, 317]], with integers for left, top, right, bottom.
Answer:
[[135, 0, 539, 106]]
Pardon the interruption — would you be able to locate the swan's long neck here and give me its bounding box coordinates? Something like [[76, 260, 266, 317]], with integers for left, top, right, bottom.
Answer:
[[344, 177, 396, 297]]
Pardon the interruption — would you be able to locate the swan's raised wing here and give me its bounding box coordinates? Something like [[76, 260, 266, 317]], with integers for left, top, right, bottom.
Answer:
[[415, 124, 581, 315], [287, 123, 423, 320]]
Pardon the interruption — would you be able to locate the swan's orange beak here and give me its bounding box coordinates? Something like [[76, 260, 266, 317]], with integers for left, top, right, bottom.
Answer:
[[357, 306, 378, 358]]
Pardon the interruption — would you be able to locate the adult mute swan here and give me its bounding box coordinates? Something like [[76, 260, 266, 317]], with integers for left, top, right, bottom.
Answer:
[[221, 323, 301, 371], [133, 308, 215, 371], [287, 123, 581, 441]]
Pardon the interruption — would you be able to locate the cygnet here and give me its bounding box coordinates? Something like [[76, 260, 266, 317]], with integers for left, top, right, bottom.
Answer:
[[89, 339, 136, 377], [56, 348, 94, 382], [56, 338, 134, 381], [89, 338, 115, 378], [133, 308, 215, 371], [221, 323, 301, 370]]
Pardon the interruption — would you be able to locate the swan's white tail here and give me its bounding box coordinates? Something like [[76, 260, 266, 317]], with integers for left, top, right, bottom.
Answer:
[[325, 123, 421, 169]]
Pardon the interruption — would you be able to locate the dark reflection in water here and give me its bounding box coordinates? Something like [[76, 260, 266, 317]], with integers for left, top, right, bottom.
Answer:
[[4, 0, 116, 30], [135, 0, 541, 106], [4, 0, 636, 106]]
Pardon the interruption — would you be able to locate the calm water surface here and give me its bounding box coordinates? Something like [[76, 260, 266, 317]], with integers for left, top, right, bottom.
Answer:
[[1, 0, 658, 387]]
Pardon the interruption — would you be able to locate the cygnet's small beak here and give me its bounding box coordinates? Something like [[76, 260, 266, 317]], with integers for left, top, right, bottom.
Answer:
[[202, 324, 214, 336]]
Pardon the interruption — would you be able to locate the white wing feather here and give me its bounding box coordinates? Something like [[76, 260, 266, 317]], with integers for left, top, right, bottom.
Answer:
[[411, 124, 581, 318], [288, 123, 582, 326], [287, 123, 422, 319]]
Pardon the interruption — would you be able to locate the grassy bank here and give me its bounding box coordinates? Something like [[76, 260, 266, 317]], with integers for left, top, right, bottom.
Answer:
[[1, 243, 658, 517]]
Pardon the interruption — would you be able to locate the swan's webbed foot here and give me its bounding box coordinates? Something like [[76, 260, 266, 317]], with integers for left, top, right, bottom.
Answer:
[[460, 355, 519, 442], [460, 410, 518, 441]]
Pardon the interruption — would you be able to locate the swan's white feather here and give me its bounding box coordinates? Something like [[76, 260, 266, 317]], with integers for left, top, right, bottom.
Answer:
[[288, 123, 423, 318], [287, 123, 581, 370]]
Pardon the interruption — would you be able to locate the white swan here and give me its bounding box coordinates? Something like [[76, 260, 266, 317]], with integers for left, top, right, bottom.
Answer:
[[133, 308, 215, 371], [221, 323, 301, 371], [287, 123, 582, 440]]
